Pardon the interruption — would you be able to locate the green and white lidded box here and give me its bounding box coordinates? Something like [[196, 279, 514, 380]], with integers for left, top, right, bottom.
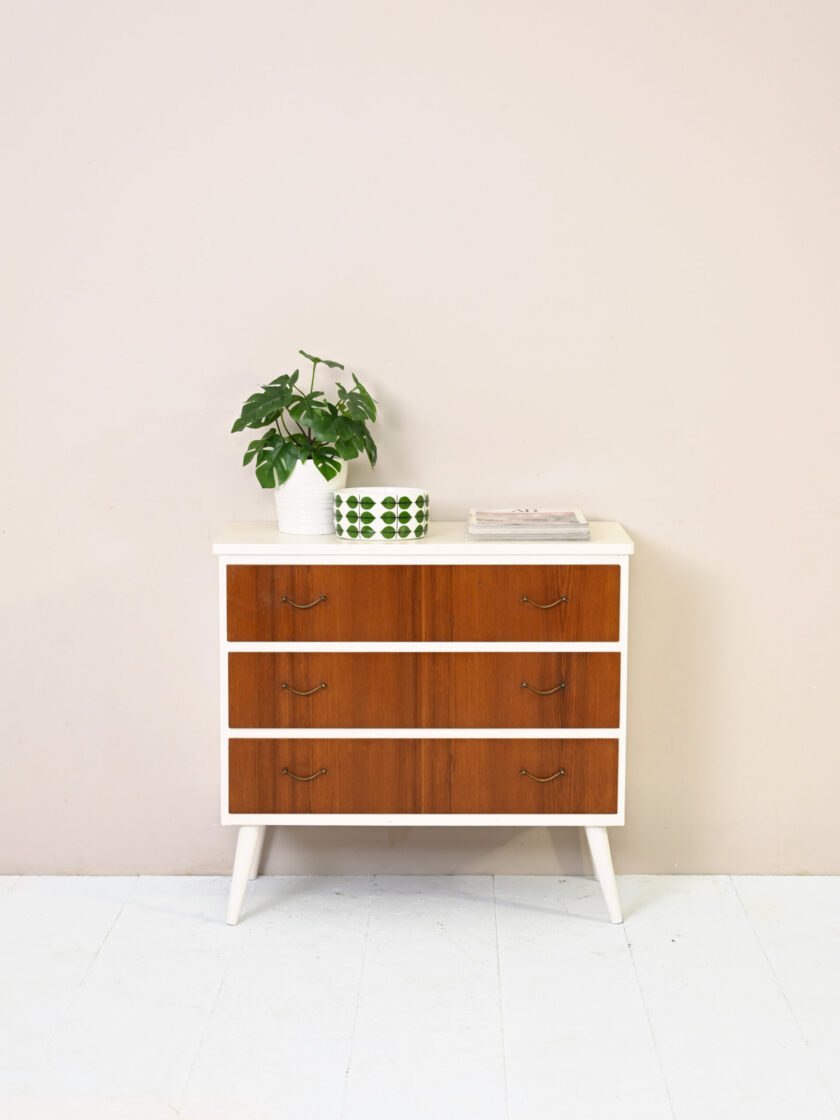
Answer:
[[334, 487, 430, 539]]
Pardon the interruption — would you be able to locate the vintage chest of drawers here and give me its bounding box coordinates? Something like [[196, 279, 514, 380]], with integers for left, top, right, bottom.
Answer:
[[213, 520, 633, 924]]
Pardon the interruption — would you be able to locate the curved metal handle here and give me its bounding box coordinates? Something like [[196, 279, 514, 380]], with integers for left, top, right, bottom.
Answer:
[[520, 681, 567, 695], [281, 767, 328, 782], [280, 594, 327, 609], [281, 681, 327, 696], [520, 767, 566, 783], [520, 595, 568, 609]]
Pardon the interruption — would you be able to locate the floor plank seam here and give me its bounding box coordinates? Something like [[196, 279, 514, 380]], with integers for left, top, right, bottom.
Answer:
[[729, 876, 840, 1117], [173, 937, 235, 1114], [622, 917, 677, 1120], [21, 875, 140, 1098], [491, 876, 510, 1120], [76, 877, 140, 990], [340, 874, 375, 1119], [0, 876, 21, 901]]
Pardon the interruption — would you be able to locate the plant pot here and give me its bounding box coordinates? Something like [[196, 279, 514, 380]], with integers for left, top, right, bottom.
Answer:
[[273, 460, 348, 535], [334, 487, 430, 540]]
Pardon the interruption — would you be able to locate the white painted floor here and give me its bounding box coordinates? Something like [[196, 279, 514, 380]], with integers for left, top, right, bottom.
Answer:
[[1, 875, 838, 1120]]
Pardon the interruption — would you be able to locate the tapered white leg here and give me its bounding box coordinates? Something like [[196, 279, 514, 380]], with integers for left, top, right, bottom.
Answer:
[[227, 826, 261, 925], [584, 826, 623, 923], [248, 825, 267, 880]]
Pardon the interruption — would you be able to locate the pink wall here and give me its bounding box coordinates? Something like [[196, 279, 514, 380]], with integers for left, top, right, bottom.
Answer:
[[2, 0, 838, 872]]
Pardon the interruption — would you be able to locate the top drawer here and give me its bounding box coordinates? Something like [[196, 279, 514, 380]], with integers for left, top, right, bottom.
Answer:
[[227, 564, 619, 642], [449, 565, 619, 641]]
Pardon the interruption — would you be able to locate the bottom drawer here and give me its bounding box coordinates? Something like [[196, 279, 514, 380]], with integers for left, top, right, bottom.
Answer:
[[448, 739, 618, 813], [229, 739, 449, 813], [228, 738, 618, 815]]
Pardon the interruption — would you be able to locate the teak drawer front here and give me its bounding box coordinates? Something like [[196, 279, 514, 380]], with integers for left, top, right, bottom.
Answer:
[[450, 565, 620, 641], [226, 565, 449, 641], [449, 739, 618, 813], [229, 739, 449, 813], [229, 652, 420, 728], [226, 563, 620, 642], [228, 738, 618, 815], [228, 652, 620, 728], [451, 653, 620, 728]]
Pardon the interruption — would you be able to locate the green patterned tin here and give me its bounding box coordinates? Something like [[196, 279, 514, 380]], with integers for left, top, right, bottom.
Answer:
[[334, 487, 430, 540]]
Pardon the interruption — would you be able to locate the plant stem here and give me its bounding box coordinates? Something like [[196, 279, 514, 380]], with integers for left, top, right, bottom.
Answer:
[[307, 358, 317, 447]]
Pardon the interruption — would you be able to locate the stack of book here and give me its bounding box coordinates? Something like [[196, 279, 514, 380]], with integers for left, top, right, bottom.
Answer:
[[467, 508, 590, 540]]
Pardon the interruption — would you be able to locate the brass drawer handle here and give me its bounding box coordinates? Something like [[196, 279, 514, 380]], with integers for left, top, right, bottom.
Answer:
[[281, 681, 327, 696], [282, 767, 328, 782], [520, 767, 566, 783], [520, 595, 568, 609], [521, 680, 567, 695], [280, 594, 327, 609]]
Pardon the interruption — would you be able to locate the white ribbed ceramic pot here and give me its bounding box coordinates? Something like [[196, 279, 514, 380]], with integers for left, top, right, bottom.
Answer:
[[273, 460, 348, 535]]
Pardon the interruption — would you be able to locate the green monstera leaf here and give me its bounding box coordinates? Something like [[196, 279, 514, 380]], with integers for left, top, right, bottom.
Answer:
[[231, 350, 378, 487]]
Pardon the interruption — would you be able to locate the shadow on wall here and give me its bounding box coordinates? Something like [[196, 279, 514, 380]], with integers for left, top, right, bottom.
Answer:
[[612, 529, 724, 873], [258, 825, 592, 877]]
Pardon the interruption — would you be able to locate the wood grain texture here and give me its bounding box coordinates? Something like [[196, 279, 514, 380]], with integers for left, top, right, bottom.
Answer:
[[226, 563, 619, 642], [228, 652, 620, 728], [228, 652, 422, 728], [228, 738, 450, 813], [450, 652, 621, 728], [451, 564, 620, 641], [226, 565, 451, 641], [450, 739, 618, 813], [228, 738, 618, 814]]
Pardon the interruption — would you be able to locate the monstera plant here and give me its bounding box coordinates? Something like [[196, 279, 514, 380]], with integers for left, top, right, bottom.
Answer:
[[232, 349, 377, 487], [231, 350, 378, 534]]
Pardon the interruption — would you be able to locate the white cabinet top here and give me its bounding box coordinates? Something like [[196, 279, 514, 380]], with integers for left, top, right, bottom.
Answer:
[[213, 521, 634, 556]]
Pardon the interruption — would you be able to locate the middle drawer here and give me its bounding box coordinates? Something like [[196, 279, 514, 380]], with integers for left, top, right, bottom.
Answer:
[[228, 652, 620, 728]]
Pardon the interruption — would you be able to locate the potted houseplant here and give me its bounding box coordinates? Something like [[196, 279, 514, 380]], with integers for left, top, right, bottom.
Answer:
[[232, 350, 378, 534]]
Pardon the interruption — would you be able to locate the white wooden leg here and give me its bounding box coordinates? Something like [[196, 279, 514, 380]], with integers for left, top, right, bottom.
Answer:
[[227, 826, 261, 925], [584, 826, 623, 924], [248, 825, 267, 881]]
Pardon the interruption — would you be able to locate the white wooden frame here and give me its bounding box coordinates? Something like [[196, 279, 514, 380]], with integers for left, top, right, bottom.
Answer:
[[214, 521, 633, 921]]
